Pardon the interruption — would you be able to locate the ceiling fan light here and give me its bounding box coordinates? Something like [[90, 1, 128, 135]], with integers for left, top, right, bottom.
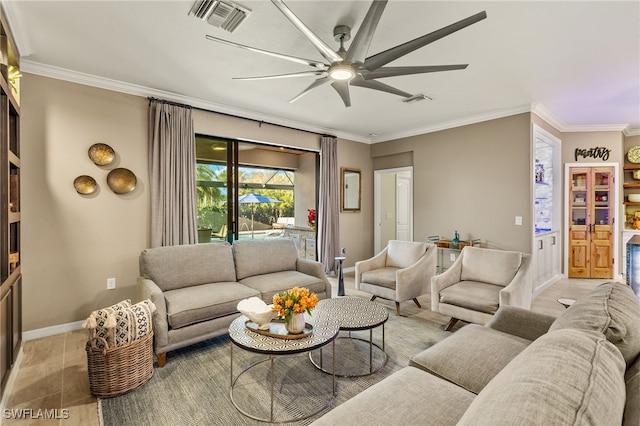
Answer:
[[328, 65, 355, 81]]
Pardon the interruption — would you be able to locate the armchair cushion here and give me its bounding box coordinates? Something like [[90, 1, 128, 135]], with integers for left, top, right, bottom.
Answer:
[[386, 240, 428, 268], [164, 282, 259, 329], [460, 247, 522, 287], [549, 281, 640, 366], [439, 281, 502, 314], [361, 267, 399, 290]]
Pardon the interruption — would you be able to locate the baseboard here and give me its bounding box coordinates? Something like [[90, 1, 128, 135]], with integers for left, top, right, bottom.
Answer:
[[23, 320, 84, 341], [343, 266, 355, 274], [533, 273, 564, 297]]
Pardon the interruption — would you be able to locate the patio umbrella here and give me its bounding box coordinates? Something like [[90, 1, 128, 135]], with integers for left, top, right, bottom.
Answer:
[[238, 193, 281, 238]]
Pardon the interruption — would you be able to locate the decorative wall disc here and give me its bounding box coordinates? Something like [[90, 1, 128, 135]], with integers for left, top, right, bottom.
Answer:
[[74, 175, 97, 195], [88, 143, 115, 166], [107, 168, 136, 194]]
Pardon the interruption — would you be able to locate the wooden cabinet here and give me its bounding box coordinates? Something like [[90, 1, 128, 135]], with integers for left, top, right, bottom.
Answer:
[[0, 8, 20, 396], [567, 166, 614, 278]]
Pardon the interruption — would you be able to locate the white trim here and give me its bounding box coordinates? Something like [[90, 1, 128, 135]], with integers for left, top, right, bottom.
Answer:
[[20, 60, 371, 144], [23, 320, 84, 341], [18, 60, 639, 144], [1, 1, 32, 57], [374, 166, 414, 253]]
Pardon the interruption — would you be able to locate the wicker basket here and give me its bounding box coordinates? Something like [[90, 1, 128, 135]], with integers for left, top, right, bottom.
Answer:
[[86, 331, 154, 398]]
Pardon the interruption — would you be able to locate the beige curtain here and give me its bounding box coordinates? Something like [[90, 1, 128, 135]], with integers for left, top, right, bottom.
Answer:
[[148, 99, 198, 247], [318, 135, 340, 275]]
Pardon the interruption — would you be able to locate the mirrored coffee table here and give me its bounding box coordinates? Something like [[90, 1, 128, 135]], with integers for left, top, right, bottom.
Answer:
[[229, 313, 339, 423], [310, 297, 389, 377]]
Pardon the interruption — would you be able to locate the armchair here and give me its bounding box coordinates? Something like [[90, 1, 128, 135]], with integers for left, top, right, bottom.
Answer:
[[431, 246, 532, 331], [355, 240, 437, 315]]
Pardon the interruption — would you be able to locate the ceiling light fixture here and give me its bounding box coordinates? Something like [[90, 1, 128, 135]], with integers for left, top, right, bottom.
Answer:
[[328, 64, 355, 82]]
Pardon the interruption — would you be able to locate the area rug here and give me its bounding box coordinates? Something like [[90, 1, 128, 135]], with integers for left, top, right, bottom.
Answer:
[[99, 302, 452, 426]]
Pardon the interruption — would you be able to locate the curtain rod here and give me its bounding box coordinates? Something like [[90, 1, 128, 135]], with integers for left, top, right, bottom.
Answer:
[[148, 96, 336, 139]]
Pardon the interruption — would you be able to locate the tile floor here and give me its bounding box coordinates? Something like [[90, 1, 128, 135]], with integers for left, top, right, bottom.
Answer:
[[1, 275, 612, 425]]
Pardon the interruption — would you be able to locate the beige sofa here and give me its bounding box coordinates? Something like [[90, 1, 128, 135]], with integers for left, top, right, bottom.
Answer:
[[312, 281, 640, 425], [138, 238, 331, 367]]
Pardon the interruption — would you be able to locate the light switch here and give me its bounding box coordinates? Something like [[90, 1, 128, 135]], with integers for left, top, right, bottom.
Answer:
[[515, 216, 523, 226]]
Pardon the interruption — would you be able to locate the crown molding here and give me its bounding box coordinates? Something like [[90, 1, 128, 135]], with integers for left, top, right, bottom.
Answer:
[[20, 60, 371, 144], [372, 105, 532, 143], [1, 0, 32, 57], [531, 102, 634, 135]]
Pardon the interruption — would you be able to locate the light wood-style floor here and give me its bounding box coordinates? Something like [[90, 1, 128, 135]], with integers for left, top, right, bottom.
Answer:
[[2, 275, 614, 425]]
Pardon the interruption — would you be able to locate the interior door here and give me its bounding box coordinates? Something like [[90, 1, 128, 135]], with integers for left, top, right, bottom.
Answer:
[[396, 172, 411, 241], [567, 166, 614, 278]]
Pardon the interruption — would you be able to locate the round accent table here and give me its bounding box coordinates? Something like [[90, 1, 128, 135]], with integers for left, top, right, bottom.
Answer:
[[310, 297, 389, 377], [228, 314, 339, 423]]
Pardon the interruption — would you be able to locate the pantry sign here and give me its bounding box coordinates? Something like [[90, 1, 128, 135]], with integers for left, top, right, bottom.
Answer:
[[574, 147, 611, 162]]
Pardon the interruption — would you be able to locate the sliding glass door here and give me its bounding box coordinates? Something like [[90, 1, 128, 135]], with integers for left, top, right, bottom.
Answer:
[[195, 135, 316, 242]]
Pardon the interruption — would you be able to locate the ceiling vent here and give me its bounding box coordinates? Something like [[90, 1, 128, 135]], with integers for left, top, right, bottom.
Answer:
[[189, 0, 251, 33]]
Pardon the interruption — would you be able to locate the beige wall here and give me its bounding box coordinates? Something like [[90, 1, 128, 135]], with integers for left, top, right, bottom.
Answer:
[[22, 74, 150, 331], [372, 113, 532, 253], [337, 139, 373, 267]]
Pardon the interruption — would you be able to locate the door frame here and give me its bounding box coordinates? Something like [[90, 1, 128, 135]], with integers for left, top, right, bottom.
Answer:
[[564, 162, 620, 279], [374, 166, 414, 253]]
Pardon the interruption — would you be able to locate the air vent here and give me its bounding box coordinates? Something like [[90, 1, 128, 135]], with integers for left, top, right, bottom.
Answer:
[[189, 0, 251, 33]]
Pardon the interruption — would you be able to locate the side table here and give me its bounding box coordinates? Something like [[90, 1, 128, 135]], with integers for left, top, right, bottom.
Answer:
[[228, 314, 339, 423]]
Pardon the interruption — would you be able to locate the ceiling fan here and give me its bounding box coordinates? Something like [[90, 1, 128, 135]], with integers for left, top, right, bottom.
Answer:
[[205, 0, 487, 107]]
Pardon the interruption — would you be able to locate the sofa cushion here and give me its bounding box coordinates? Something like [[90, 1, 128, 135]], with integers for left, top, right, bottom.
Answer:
[[410, 324, 530, 394], [164, 282, 259, 329], [310, 366, 475, 426], [361, 267, 399, 289], [458, 329, 627, 426], [386, 240, 427, 269], [438, 281, 502, 314], [233, 239, 298, 280], [460, 246, 522, 286], [239, 270, 328, 303], [139, 242, 236, 291], [549, 281, 640, 365], [624, 355, 640, 426]]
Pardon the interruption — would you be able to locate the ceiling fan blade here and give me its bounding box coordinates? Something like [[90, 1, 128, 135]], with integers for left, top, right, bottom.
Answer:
[[271, 0, 343, 64], [331, 81, 352, 107], [362, 64, 468, 80], [350, 77, 413, 98], [206, 35, 327, 69], [233, 71, 327, 81], [289, 77, 331, 103], [344, 0, 388, 64], [363, 11, 487, 71]]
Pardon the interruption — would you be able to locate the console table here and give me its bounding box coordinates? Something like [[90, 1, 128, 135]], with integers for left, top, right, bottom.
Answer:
[[427, 236, 481, 273]]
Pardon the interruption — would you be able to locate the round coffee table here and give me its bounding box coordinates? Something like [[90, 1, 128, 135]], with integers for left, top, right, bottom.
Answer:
[[228, 314, 339, 423], [310, 297, 389, 377]]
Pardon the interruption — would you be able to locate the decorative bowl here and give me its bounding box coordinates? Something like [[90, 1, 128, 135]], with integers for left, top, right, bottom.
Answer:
[[630, 194, 640, 203], [237, 297, 275, 330], [107, 168, 137, 194]]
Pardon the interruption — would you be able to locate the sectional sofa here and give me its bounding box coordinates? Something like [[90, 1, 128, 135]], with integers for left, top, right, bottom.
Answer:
[[312, 281, 640, 425], [137, 238, 331, 367]]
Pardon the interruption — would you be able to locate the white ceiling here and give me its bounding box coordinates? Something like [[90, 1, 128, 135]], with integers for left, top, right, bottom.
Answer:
[[4, 0, 640, 142]]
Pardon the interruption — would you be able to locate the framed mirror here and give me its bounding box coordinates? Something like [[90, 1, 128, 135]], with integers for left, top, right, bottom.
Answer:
[[341, 167, 361, 212]]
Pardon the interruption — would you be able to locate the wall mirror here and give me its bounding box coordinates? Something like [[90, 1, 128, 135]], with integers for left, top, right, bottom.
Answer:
[[341, 167, 361, 212]]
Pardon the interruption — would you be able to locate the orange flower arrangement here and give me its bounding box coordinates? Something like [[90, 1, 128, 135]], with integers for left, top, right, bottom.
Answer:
[[272, 286, 318, 323]]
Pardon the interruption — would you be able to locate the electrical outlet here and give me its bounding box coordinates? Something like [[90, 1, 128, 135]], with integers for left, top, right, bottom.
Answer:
[[107, 278, 116, 290], [450, 253, 456, 262]]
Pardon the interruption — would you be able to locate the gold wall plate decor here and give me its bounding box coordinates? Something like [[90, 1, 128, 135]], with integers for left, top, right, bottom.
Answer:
[[74, 175, 97, 195], [107, 168, 136, 194], [88, 143, 115, 166]]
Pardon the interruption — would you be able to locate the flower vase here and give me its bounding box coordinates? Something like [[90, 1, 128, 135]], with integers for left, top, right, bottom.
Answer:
[[285, 313, 306, 334]]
